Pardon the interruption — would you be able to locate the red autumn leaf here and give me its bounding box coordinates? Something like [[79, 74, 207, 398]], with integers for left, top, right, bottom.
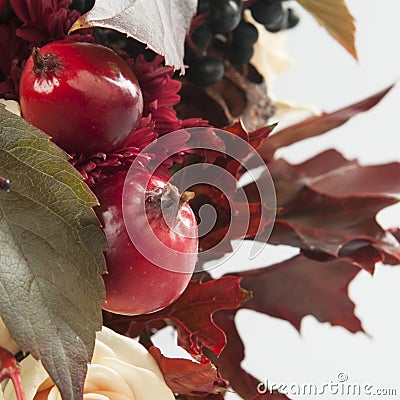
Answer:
[[271, 188, 398, 259], [149, 346, 228, 396], [258, 84, 394, 160], [286, 149, 400, 197], [246, 150, 400, 272], [222, 121, 276, 150], [391, 228, 400, 242], [187, 183, 273, 261], [161, 277, 250, 357], [177, 123, 275, 262], [128, 277, 250, 357], [207, 311, 290, 400], [240, 254, 363, 333]]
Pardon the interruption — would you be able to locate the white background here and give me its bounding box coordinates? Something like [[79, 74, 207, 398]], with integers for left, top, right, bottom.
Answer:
[[155, 2, 400, 399], [230, 1, 400, 399]]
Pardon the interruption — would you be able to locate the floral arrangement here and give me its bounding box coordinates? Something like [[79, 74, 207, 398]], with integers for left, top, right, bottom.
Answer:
[[0, 1, 399, 400]]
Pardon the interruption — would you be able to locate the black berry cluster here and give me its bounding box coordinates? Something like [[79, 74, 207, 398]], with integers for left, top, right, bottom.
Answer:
[[186, 0, 300, 87], [250, 0, 299, 32]]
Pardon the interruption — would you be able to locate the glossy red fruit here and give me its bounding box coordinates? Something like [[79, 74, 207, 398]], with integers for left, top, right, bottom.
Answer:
[[19, 41, 143, 154], [94, 170, 198, 315]]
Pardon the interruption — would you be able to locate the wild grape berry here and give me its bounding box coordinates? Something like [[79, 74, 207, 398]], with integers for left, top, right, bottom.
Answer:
[[188, 56, 225, 86], [209, 0, 241, 34], [197, 0, 210, 14], [232, 21, 259, 47], [265, 7, 288, 32], [287, 7, 300, 29], [229, 45, 254, 64], [250, 0, 283, 26], [192, 24, 213, 55], [70, 0, 95, 14]]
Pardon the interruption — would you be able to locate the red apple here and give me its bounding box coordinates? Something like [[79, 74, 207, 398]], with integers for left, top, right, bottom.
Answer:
[[93, 170, 198, 315]]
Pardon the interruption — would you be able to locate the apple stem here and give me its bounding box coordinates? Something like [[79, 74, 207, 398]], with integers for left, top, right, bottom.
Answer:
[[147, 184, 195, 221], [32, 47, 44, 73], [180, 190, 195, 206], [32, 47, 62, 77]]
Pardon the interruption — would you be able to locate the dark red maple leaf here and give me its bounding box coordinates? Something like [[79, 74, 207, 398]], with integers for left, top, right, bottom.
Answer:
[[105, 277, 250, 358], [222, 121, 276, 152], [271, 189, 398, 259], [203, 255, 363, 399], [277, 149, 400, 197], [189, 184, 272, 256], [258, 84, 394, 161], [240, 254, 363, 332], [207, 311, 290, 400], [216, 122, 274, 180], [173, 123, 275, 260], [149, 346, 228, 396], [244, 150, 400, 272]]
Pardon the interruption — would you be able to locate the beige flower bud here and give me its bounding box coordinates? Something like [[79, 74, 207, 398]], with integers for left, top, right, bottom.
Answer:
[[0, 317, 19, 355], [2, 327, 175, 400]]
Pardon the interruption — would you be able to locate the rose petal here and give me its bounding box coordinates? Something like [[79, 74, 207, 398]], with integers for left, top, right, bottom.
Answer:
[[95, 327, 164, 379], [84, 392, 130, 400], [3, 356, 48, 400], [0, 316, 19, 354], [1, 327, 175, 400], [99, 358, 175, 400], [84, 364, 133, 399]]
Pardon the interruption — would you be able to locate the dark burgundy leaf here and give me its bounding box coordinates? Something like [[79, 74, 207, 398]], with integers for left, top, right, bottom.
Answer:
[[271, 188, 398, 258], [258, 84, 394, 160], [248, 151, 400, 271], [289, 149, 400, 197], [107, 277, 250, 358], [189, 184, 273, 258], [208, 311, 290, 400], [390, 228, 400, 242], [149, 346, 228, 396], [240, 254, 363, 332], [222, 121, 275, 150], [155, 277, 249, 357]]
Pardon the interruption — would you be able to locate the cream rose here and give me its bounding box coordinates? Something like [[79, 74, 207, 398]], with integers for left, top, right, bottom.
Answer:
[[0, 316, 19, 355], [2, 327, 175, 400]]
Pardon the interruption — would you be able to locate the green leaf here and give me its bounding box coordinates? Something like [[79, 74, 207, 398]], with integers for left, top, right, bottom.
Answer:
[[296, 0, 357, 60], [0, 106, 107, 400]]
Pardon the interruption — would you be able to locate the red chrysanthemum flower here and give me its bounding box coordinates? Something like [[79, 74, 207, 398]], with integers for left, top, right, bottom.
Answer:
[[0, 0, 92, 98], [0, 0, 206, 186], [71, 53, 207, 187]]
